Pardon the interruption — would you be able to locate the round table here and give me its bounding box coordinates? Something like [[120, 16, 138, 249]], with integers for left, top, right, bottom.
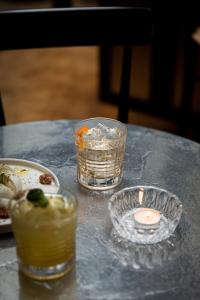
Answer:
[[0, 120, 200, 300]]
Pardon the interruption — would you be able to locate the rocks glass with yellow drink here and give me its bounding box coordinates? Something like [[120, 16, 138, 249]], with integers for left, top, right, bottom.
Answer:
[[10, 189, 77, 280]]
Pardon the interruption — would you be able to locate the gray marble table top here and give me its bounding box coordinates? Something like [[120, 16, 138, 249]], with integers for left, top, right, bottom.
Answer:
[[0, 120, 200, 300]]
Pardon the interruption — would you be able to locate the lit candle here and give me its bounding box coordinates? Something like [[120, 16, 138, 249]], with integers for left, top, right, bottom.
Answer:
[[134, 208, 160, 226]]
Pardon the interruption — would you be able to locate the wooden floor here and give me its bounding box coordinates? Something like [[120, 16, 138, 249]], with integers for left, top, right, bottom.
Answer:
[[0, 46, 177, 133], [0, 47, 119, 123]]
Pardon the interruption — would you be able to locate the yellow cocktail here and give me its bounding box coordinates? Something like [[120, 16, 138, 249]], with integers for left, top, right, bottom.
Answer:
[[10, 189, 77, 280]]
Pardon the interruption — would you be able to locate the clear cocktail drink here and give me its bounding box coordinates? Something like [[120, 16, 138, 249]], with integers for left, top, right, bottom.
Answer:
[[75, 118, 127, 190], [10, 190, 77, 280]]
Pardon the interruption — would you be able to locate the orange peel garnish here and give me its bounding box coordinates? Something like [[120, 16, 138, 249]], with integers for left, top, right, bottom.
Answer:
[[75, 125, 89, 149]]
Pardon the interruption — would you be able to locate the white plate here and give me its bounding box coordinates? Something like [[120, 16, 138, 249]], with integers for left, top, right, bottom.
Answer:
[[0, 158, 60, 233]]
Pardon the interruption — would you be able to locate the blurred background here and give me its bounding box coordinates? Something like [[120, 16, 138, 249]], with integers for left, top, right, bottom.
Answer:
[[0, 0, 199, 142]]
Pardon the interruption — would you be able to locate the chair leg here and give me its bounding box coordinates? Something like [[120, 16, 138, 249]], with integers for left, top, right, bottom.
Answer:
[[118, 46, 132, 123], [0, 96, 6, 126], [99, 46, 112, 100], [178, 30, 198, 136]]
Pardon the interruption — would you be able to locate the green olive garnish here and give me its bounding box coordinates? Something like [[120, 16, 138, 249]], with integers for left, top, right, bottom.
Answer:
[[27, 188, 48, 207]]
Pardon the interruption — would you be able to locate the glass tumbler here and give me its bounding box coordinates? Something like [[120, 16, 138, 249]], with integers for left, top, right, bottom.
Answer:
[[10, 191, 78, 280], [74, 117, 127, 190]]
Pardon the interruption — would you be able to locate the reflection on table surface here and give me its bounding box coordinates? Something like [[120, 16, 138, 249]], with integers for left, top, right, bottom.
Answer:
[[106, 228, 182, 270], [19, 269, 77, 300]]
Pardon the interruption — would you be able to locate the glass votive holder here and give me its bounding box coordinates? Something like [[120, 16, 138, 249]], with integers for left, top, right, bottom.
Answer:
[[108, 186, 183, 244]]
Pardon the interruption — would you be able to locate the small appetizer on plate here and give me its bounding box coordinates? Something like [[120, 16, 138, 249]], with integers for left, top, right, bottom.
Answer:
[[0, 164, 23, 218], [0, 164, 22, 194]]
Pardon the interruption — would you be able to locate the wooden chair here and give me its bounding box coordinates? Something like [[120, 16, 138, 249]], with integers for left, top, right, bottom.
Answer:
[[0, 5, 152, 125]]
